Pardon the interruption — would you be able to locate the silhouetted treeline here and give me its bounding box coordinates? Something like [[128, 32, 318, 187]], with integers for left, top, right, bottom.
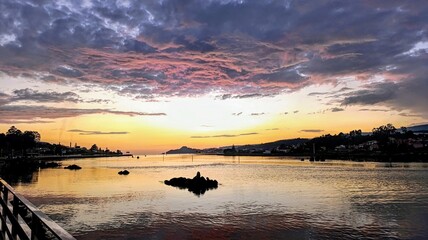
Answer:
[[293, 124, 428, 161], [0, 126, 124, 159], [307, 124, 419, 151], [221, 123, 427, 161], [0, 126, 40, 158]]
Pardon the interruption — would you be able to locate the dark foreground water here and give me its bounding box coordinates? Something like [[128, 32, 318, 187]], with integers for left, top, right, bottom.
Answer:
[[10, 155, 428, 239]]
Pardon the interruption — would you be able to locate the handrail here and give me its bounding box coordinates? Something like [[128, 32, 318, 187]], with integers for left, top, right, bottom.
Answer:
[[0, 178, 76, 240]]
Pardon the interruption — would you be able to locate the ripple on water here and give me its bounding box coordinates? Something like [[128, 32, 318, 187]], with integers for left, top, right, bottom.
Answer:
[[12, 157, 428, 239]]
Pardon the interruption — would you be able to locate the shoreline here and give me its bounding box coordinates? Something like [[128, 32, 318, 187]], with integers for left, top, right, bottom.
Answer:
[[0, 154, 134, 184], [1, 152, 427, 163], [177, 152, 428, 162], [34, 153, 133, 161], [0, 154, 133, 162]]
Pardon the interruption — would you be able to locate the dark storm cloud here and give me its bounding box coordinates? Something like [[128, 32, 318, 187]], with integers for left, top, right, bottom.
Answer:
[[331, 107, 344, 112], [251, 67, 308, 85], [55, 66, 84, 78], [308, 87, 352, 96], [0, 105, 166, 123], [0, 0, 427, 115], [122, 39, 157, 54], [398, 113, 422, 118], [358, 108, 390, 112], [340, 69, 428, 117], [12, 88, 81, 103], [1, 88, 111, 104], [106, 69, 167, 81], [341, 82, 398, 105], [68, 129, 129, 135], [0, 119, 53, 124], [216, 93, 276, 100], [0, 92, 10, 105]]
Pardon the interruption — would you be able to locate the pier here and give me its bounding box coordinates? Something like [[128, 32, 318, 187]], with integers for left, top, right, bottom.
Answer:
[[0, 178, 75, 240]]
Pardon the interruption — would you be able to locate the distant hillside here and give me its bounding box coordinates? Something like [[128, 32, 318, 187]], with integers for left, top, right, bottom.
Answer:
[[233, 138, 309, 151], [166, 138, 309, 154], [408, 124, 428, 133], [166, 146, 200, 154]]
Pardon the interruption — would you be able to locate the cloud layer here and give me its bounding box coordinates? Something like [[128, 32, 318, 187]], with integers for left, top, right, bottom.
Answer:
[[300, 129, 324, 133], [191, 132, 258, 138], [68, 129, 129, 135], [0, 0, 427, 116], [0, 105, 166, 123]]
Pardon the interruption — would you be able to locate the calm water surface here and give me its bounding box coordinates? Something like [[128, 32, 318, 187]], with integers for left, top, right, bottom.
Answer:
[[11, 155, 428, 239]]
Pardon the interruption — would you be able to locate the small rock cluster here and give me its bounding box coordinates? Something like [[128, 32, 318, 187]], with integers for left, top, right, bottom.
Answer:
[[64, 164, 82, 170], [118, 170, 130, 175], [164, 172, 218, 195]]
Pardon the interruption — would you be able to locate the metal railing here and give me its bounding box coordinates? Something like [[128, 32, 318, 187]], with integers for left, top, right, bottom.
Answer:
[[0, 178, 75, 240]]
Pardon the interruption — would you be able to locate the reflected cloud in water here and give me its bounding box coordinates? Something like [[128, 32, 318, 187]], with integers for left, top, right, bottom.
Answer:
[[8, 156, 428, 239]]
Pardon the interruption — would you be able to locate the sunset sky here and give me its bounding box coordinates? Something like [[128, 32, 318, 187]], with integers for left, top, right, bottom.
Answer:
[[0, 0, 427, 154]]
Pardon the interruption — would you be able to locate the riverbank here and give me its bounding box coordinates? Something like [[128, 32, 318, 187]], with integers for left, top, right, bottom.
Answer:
[[199, 152, 428, 162], [0, 153, 133, 161], [0, 154, 132, 184], [34, 153, 133, 161]]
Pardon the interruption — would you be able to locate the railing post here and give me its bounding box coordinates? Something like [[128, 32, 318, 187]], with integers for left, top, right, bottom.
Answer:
[[12, 195, 20, 239], [1, 184, 8, 240], [0, 178, 75, 240], [31, 212, 41, 240]]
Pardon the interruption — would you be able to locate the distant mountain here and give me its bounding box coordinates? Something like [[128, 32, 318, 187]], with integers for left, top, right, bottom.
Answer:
[[408, 124, 428, 133], [166, 146, 200, 154], [233, 138, 309, 151], [166, 138, 309, 155]]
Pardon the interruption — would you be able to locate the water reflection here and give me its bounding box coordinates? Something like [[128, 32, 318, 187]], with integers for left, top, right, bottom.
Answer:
[[0, 160, 39, 184], [8, 155, 428, 239]]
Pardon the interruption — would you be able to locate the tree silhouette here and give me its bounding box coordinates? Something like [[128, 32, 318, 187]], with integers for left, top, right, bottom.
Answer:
[[90, 144, 98, 152], [0, 133, 5, 157], [3, 126, 41, 156], [6, 126, 22, 136], [372, 123, 396, 137], [22, 131, 41, 151], [6, 126, 23, 152], [349, 129, 362, 137], [372, 124, 398, 153]]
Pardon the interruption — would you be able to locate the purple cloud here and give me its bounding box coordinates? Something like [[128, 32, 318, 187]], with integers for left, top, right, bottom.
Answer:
[[0, 0, 426, 116]]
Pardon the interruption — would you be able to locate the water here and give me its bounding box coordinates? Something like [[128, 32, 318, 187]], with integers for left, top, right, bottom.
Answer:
[[10, 155, 428, 239]]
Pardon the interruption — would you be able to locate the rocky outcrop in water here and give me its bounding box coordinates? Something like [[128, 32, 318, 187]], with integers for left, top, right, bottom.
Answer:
[[64, 164, 82, 170], [164, 172, 218, 196], [118, 170, 130, 175]]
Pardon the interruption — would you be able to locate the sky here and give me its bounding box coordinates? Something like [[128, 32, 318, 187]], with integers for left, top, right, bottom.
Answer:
[[0, 0, 427, 154]]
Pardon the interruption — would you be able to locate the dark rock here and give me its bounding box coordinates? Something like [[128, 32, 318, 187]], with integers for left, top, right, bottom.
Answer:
[[64, 164, 82, 170], [40, 161, 62, 168], [118, 170, 130, 175], [164, 171, 218, 196]]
